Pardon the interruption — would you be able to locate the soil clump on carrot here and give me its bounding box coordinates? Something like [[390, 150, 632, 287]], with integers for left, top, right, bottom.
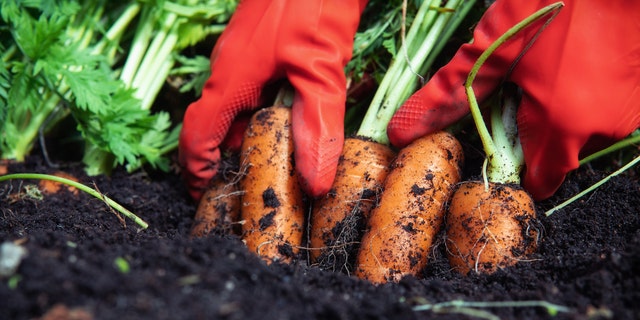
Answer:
[[1, 149, 639, 319]]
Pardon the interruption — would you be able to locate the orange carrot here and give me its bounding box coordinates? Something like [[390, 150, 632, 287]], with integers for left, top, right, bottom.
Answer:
[[39, 171, 79, 195], [354, 131, 464, 283], [0, 160, 10, 175], [309, 137, 396, 269], [443, 93, 541, 276], [308, 0, 471, 272], [239, 105, 305, 263], [443, 5, 562, 275], [190, 171, 242, 238], [445, 182, 539, 274]]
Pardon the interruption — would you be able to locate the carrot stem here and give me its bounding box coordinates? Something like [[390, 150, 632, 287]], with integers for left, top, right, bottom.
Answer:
[[486, 88, 524, 184], [357, 0, 476, 145], [272, 83, 295, 107], [0, 173, 149, 229], [464, 2, 564, 185]]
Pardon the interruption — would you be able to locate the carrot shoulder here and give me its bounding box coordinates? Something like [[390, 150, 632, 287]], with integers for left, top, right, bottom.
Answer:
[[309, 137, 396, 269], [354, 131, 464, 283], [239, 105, 305, 263]]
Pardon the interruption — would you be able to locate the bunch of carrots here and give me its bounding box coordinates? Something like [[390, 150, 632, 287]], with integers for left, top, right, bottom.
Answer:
[[190, 1, 563, 283]]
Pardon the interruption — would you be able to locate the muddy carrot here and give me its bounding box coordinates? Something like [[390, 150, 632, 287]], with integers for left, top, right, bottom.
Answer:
[[445, 91, 540, 275], [445, 181, 539, 274], [39, 171, 79, 195], [309, 137, 395, 268], [239, 104, 305, 263], [354, 131, 463, 283], [190, 118, 248, 237], [190, 171, 242, 238], [444, 4, 562, 274], [309, 0, 474, 270]]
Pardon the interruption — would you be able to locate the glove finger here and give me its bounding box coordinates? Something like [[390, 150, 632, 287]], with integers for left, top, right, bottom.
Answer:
[[517, 94, 579, 201], [289, 85, 346, 198], [179, 89, 260, 200], [283, 3, 362, 197], [287, 53, 347, 196], [180, 0, 302, 201]]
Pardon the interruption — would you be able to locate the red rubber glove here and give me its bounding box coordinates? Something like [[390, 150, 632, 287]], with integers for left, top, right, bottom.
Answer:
[[179, 0, 368, 201], [388, 0, 640, 200]]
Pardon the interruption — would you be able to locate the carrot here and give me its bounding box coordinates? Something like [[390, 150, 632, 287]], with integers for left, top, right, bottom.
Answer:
[[39, 171, 79, 195], [444, 3, 562, 275], [190, 154, 243, 237], [446, 182, 539, 274], [190, 172, 242, 238], [354, 131, 463, 283], [239, 104, 305, 263], [309, 0, 475, 271], [309, 137, 395, 268], [190, 116, 250, 237], [0, 160, 9, 175]]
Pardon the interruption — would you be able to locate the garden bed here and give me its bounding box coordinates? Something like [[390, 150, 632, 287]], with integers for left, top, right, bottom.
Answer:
[[1, 145, 638, 320]]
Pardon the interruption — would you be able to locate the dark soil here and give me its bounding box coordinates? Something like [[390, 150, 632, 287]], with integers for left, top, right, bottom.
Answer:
[[1, 149, 639, 320]]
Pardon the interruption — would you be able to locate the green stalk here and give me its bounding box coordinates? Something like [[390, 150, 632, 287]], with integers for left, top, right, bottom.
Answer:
[[82, 0, 235, 173], [579, 129, 640, 165], [357, 0, 475, 145], [464, 2, 564, 185], [482, 90, 524, 184], [422, 1, 477, 77], [127, 0, 235, 111], [0, 173, 149, 229], [546, 131, 639, 216], [83, 3, 165, 173], [546, 153, 640, 216], [163, 1, 224, 17], [357, 0, 441, 143], [140, 57, 175, 110], [83, 145, 116, 177], [131, 12, 179, 98], [4, 2, 100, 161], [120, 5, 155, 85], [1, 45, 17, 62], [134, 22, 180, 109], [413, 299, 570, 317], [92, 3, 142, 61], [68, 2, 105, 49], [6, 93, 60, 161]]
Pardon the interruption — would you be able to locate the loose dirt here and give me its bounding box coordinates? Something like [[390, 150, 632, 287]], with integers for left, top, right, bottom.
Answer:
[[1, 151, 638, 320]]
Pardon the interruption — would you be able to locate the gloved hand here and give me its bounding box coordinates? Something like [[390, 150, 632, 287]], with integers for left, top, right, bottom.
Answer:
[[387, 0, 640, 200], [179, 0, 368, 201]]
